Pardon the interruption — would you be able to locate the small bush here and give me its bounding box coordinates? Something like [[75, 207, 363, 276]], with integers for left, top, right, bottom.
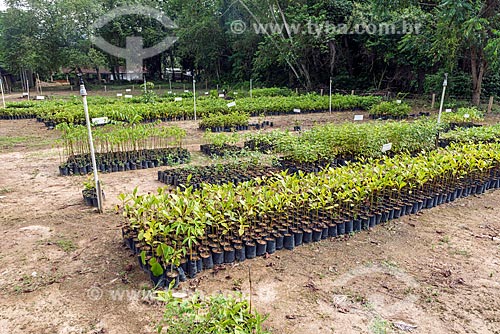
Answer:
[[156, 291, 270, 334], [369, 101, 411, 118]]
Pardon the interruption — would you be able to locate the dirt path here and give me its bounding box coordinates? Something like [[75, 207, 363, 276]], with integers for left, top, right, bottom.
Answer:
[[0, 118, 500, 334]]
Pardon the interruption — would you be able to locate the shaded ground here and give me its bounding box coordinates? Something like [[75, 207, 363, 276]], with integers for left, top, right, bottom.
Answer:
[[0, 115, 500, 334]]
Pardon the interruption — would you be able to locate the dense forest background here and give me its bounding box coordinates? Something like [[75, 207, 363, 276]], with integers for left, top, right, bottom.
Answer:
[[0, 0, 499, 103]]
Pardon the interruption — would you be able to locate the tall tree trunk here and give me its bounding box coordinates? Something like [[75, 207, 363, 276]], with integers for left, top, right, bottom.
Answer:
[[471, 46, 486, 106], [96, 67, 102, 82], [329, 40, 337, 76]]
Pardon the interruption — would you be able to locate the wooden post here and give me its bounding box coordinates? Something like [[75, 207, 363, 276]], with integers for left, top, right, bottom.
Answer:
[[0, 77, 6, 108], [431, 94, 436, 109], [296, 88, 298, 95], [351, 90, 355, 95], [488, 96, 494, 114], [320, 89, 324, 96]]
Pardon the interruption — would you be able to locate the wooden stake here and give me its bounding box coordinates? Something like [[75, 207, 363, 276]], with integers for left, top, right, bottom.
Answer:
[[431, 94, 436, 109], [320, 89, 324, 96], [488, 96, 494, 113], [351, 90, 355, 95]]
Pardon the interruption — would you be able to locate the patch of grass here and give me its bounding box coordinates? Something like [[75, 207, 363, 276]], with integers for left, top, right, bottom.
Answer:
[[453, 249, 471, 257], [0, 135, 54, 150], [370, 317, 391, 334], [55, 239, 77, 253], [381, 260, 399, 269], [13, 274, 35, 294], [439, 235, 451, 244], [0, 136, 33, 148]]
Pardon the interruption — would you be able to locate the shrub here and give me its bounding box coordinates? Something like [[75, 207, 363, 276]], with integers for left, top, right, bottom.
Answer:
[[369, 101, 411, 118], [156, 291, 270, 334]]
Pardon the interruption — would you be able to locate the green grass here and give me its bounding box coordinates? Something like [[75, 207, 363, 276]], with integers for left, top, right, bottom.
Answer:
[[0, 136, 53, 150], [370, 317, 391, 334], [0, 136, 33, 148], [55, 239, 77, 253]]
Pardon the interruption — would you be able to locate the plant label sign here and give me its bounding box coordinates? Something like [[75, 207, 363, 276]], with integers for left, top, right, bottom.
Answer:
[[92, 117, 109, 125], [218, 94, 225, 98], [35, 96, 45, 100], [116, 93, 123, 97], [174, 97, 183, 102], [354, 115, 364, 121], [204, 92, 209, 95], [167, 91, 172, 94], [396, 100, 402, 104], [464, 114, 470, 119], [445, 108, 452, 113], [126, 89, 132, 92], [382, 143, 393, 153], [125, 95, 133, 98], [293, 108, 301, 113], [184, 90, 189, 93], [22, 93, 29, 97], [233, 92, 238, 95], [227, 101, 236, 108]]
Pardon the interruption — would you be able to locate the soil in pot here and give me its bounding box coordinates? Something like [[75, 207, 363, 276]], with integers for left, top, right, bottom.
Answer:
[[165, 271, 180, 289], [201, 252, 213, 270], [283, 233, 295, 250], [224, 246, 236, 264], [302, 228, 313, 243], [234, 244, 246, 262], [265, 237, 276, 254], [312, 228, 322, 242], [292, 229, 303, 247], [256, 239, 267, 256], [245, 241, 257, 259], [212, 248, 224, 265], [274, 233, 284, 250]]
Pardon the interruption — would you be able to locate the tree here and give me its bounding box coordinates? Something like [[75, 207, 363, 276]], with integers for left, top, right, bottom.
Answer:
[[0, 0, 106, 78], [386, 0, 500, 104]]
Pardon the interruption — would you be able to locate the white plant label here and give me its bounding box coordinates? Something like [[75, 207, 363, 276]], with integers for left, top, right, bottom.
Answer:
[[218, 94, 225, 98], [293, 108, 301, 113], [464, 114, 470, 119], [126, 89, 132, 92], [354, 115, 364, 121], [92, 117, 109, 125], [227, 101, 236, 108], [445, 108, 452, 113], [184, 90, 189, 93], [22, 93, 29, 97], [124, 95, 133, 98], [174, 97, 183, 102], [204, 92, 209, 95], [167, 91, 172, 94], [35, 96, 45, 100], [382, 143, 393, 153], [396, 100, 402, 104], [233, 92, 238, 95], [116, 93, 123, 97]]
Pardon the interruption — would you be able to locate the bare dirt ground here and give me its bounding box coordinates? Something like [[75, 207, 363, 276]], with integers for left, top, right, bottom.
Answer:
[[1, 112, 500, 334]]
